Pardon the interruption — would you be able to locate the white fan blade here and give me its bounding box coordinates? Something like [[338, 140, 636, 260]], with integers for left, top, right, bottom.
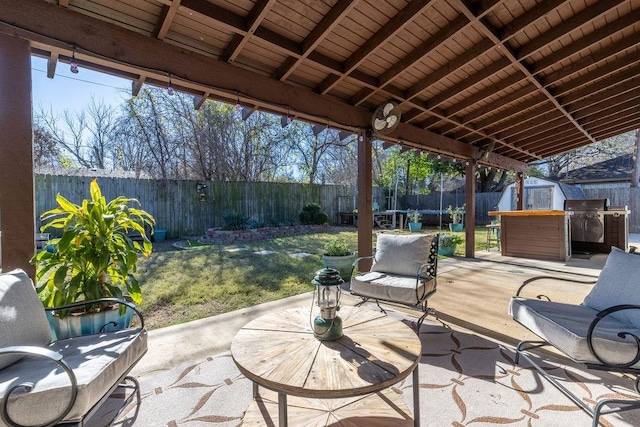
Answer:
[[383, 102, 395, 116], [386, 115, 398, 128], [373, 118, 387, 130]]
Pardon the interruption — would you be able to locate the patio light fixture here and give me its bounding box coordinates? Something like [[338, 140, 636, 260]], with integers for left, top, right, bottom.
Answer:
[[70, 46, 79, 74], [167, 74, 174, 95], [311, 267, 343, 341]]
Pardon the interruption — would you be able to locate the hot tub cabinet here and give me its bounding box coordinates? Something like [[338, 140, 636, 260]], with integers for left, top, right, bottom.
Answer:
[[488, 210, 571, 261]]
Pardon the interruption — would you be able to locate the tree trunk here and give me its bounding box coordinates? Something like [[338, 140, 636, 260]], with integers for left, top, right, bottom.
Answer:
[[631, 129, 640, 188]]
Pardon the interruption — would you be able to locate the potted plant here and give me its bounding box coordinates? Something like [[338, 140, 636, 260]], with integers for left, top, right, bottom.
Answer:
[[407, 210, 422, 232], [447, 204, 465, 232], [438, 233, 464, 257], [322, 238, 356, 279], [31, 179, 155, 339]]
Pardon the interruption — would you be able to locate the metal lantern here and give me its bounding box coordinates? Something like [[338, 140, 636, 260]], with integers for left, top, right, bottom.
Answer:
[[311, 267, 344, 341]]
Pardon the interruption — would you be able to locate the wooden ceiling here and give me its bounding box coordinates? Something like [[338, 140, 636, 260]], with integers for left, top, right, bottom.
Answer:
[[2, 0, 640, 172]]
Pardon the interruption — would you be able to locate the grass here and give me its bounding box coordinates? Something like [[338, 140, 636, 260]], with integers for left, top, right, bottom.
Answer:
[[136, 226, 497, 330]]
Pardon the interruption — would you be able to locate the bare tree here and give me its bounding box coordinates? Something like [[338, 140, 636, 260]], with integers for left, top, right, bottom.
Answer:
[[120, 88, 182, 179], [33, 123, 60, 168], [285, 123, 351, 184]]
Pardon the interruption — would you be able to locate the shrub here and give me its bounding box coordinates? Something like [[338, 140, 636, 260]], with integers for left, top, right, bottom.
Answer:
[[324, 239, 352, 256], [439, 233, 464, 247], [222, 211, 251, 230], [299, 203, 328, 225]]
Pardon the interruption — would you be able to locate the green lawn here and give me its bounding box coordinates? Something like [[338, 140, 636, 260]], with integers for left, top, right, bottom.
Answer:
[[137, 227, 496, 330]]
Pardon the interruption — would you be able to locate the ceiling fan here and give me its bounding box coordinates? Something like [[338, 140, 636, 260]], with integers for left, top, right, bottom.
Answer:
[[371, 101, 401, 135]]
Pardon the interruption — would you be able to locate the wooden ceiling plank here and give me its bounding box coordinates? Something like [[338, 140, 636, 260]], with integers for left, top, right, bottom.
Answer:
[[276, 0, 357, 81], [531, 8, 640, 75], [154, 0, 181, 40], [516, 0, 627, 61], [355, 14, 470, 105], [473, 101, 556, 140], [498, 0, 566, 40], [425, 57, 511, 109], [553, 50, 640, 98], [584, 109, 640, 133], [573, 87, 640, 121], [404, 38, 495, 101], [497, 110, 566, 140], [460, 85, 539, 125], [58, 0, 69, 6], [316, 0, 435, 95], [445, 70, 526, 116], [593, 121, 640, 142], [559, 62, 640, 108], [180, 0, 247, 35], [223, 0, 277, 63], [541, 31, 640, 87], [455, 1, 597, 145]]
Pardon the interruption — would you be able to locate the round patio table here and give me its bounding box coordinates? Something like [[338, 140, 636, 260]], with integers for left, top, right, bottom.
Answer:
[[231, 306, 422, 426]]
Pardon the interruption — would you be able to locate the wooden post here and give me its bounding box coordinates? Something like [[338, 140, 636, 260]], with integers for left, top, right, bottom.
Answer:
[[516, 173, 524, 210], [0, 34, 35, 278], [465, 160, 476, 258], [357, 130, 373, 271]]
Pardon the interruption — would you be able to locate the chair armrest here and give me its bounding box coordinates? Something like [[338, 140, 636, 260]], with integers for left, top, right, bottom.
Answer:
[[515, 275, 597, 300], [0, 346, 78, 427], [587, 304, 640, 372], [350, 256, 374, 278], [417, 262, 436, 279], [46, 297, 145, 330]]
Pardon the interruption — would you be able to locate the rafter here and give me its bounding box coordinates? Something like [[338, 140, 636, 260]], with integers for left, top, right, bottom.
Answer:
[[154, 0, 181, 40], [223, 0, 276, 63], [275, 0, 357, 81]]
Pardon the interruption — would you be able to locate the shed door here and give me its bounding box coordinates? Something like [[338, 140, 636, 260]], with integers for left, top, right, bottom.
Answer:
[[511, 186, 553, 210]]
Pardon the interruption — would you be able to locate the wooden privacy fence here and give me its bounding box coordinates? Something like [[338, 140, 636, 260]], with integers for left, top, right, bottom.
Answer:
[[583, 187, 640, 233], [34, 175, 640, 238], [35, 175, 359, 238]]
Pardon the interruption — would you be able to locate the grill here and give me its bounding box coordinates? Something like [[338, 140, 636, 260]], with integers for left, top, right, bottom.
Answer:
[[564, 199, 609, 244]]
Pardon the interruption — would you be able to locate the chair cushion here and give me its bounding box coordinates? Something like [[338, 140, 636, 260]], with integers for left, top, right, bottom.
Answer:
[[0, 328, 147, 425], [509, 297, 640, 368], [371, 233, 433, 277], [582, 247, 640, 326], [0, 269, 52, 369], [351, 272, 436, 305]]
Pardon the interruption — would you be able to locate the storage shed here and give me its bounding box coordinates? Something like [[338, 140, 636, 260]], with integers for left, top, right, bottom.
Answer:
[[495, 177, 585, 211]]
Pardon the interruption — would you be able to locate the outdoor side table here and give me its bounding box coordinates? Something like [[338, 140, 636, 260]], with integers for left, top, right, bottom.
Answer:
[[231, 306, 422, 426]]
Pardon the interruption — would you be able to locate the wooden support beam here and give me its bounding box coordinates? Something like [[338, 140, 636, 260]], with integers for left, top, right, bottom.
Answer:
[[465, 160, 476, 258], [46, 51, 58, 78], [0, 34, 35, 277], [357, 132, 373, 272]]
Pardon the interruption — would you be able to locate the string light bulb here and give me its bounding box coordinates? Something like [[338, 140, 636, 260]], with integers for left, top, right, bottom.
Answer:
[[437, 154, 441, 159], [286, 107, 292, 125], [236, 92, 241, 111], [167, 74, 174, 95], [70, 47, 79, 74]]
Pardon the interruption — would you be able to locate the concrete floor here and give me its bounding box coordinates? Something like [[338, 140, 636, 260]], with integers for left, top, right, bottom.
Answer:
[[132, 236, 640, 379]]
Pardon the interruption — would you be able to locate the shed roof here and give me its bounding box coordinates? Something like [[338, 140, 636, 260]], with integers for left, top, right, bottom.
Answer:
[[559, 153, 636, 184]]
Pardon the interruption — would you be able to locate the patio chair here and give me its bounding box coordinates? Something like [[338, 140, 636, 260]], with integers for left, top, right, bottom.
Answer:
[[350, 233, 439, 331], [0, 269, 147, 427], [509, 247, 640, 426]]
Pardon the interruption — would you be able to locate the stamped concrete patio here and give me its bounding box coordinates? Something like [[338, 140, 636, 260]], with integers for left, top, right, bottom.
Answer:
[[127, 235, 640, 426]]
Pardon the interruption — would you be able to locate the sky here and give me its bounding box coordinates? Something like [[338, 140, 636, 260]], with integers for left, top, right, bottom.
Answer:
[[31, 56, 131, 116]]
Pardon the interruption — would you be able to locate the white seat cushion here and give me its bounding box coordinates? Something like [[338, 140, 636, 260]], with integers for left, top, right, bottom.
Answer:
[[371, 234, 433, 277], [509, 297, 640, 368], [351, 273, 436, 305], [0, 328, 147, 425]]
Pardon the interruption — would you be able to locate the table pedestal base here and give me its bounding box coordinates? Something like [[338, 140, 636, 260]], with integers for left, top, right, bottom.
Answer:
[[242, 387, 414, 426]]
